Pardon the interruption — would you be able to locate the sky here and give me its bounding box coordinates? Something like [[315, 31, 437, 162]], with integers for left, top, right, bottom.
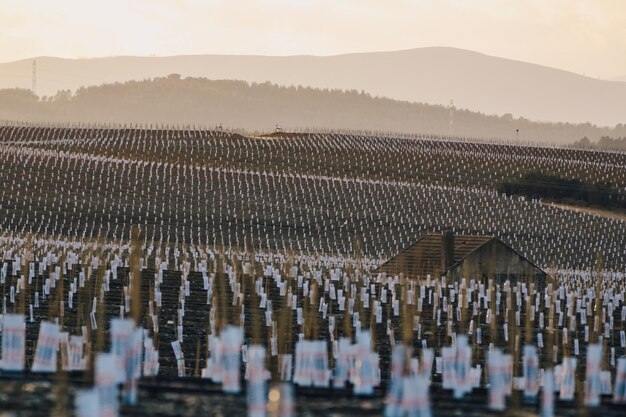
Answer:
[[1, 0, 625, 79]]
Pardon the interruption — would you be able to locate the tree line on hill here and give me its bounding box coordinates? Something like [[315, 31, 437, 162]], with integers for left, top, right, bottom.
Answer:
[[498, 171, 625, 210], [570, 136, 626, 152], [1, 74, 625, 146]]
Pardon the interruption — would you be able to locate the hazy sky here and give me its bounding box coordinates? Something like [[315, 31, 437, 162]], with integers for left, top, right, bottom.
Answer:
[[1, 0, 625, 78]]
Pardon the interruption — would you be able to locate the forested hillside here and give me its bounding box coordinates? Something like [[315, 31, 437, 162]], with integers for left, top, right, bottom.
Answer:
[[2, 75, 625, 145]]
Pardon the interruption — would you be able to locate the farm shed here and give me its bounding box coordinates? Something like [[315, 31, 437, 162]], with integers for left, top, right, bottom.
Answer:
[[376, 231, 547, 287]]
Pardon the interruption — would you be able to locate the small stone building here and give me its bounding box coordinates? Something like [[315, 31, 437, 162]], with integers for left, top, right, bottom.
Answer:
[[376, 231, 547, 287]]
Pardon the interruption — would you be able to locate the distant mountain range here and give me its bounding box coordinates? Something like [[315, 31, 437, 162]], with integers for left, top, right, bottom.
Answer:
[[610, 76, 626, 82], [1, 47, 625, 127]]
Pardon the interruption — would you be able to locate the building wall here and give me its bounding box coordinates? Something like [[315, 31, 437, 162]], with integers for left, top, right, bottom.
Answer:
[[444, 239, 547, 289]]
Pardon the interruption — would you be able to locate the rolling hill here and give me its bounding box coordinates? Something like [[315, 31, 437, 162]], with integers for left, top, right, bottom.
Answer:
[[2, 77, 626, 144]]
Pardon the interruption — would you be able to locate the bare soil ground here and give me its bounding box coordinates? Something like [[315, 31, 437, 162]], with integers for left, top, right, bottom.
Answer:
[[544, 202, 626, 222]]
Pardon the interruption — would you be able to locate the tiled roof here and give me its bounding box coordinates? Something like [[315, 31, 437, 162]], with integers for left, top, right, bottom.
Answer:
[[376, 234, 493, 278]]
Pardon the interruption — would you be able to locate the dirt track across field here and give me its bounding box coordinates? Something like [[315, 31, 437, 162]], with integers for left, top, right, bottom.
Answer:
[[544, 202, 626, 222]]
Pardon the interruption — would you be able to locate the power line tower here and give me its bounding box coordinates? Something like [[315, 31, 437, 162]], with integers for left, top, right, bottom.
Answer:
[[31, 59, 37, 96], [448, 99, 454, 136]]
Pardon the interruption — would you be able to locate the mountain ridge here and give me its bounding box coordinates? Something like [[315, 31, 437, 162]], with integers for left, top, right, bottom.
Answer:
[[1, 47, 624, 127]]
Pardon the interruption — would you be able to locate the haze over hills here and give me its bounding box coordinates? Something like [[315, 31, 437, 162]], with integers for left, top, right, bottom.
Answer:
[[2, 77, 626, 145], [1, 47, 625, 127]]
